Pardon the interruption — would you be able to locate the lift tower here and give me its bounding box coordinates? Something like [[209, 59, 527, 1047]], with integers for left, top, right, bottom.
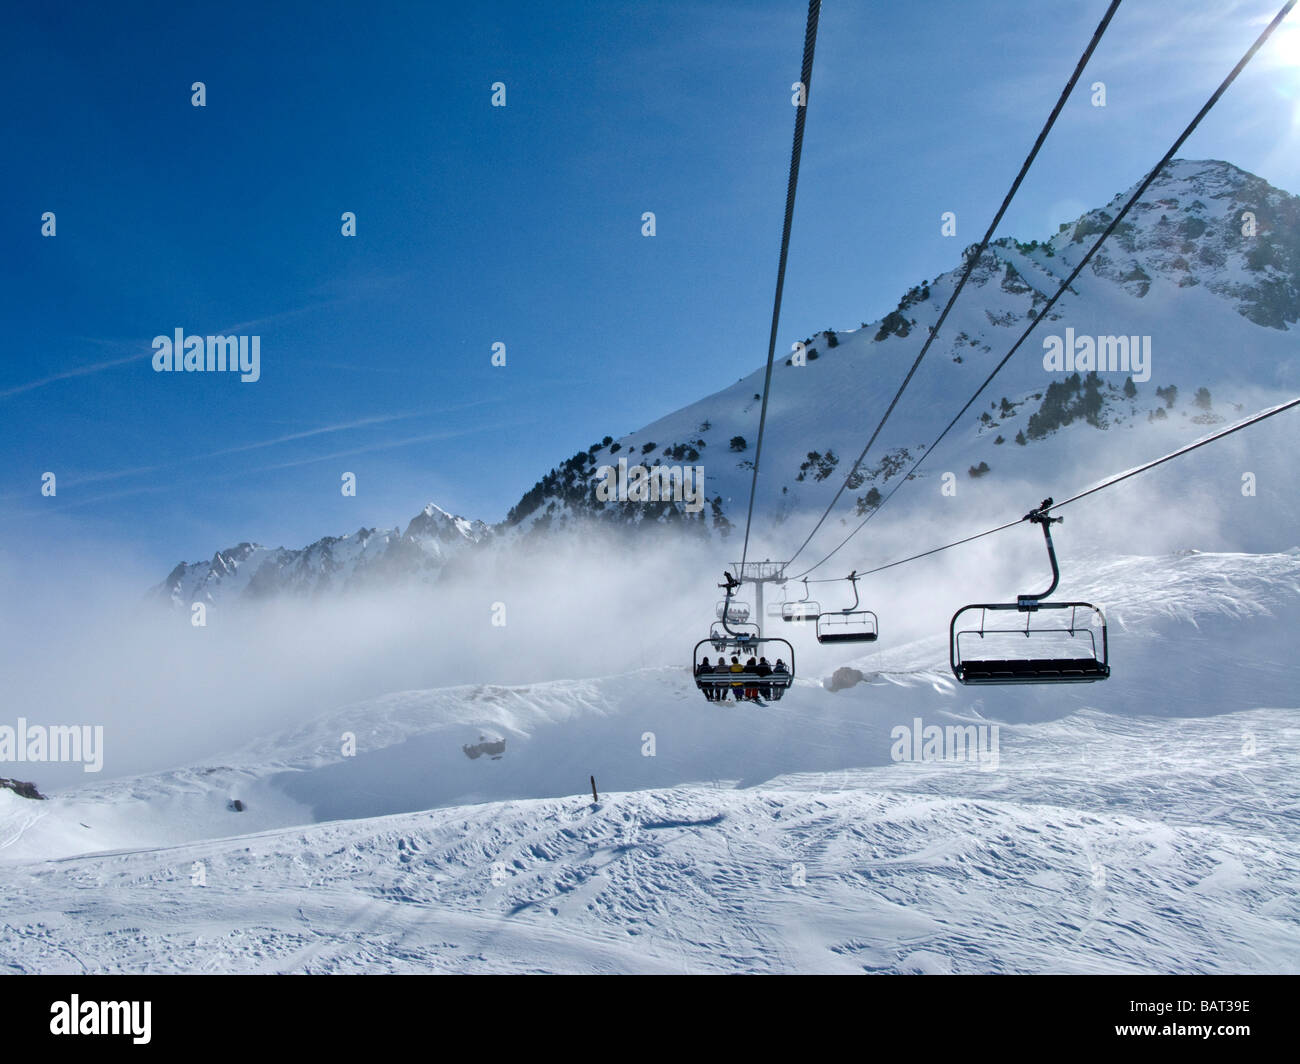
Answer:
[[730, 560, 786, 638]]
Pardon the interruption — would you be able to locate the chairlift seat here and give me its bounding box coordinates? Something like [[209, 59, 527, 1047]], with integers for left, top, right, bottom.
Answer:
[[950, 601, 1109, 686], [815, 629, 879, 644], [693, 635, 795, 701], [715, 599, 752, 622], [815, 610, 879, 645], [954, 657, 1109, 684], [694, 671, 794, 688]]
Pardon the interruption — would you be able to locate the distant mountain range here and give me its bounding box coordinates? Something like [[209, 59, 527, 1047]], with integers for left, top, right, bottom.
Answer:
[[153, 159, 1298, 608], [152, 503, 489, 607]]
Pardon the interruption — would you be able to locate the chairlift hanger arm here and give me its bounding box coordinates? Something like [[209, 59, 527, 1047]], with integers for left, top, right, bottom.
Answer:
[[843, 571, 861, 612], [1019, 499, 1061, 608], [718, 573, 744, 637]]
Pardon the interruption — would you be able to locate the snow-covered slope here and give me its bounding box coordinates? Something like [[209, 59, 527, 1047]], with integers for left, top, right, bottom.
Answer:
[[4, 549, 1296, 973], [3, 738, 1294, 975], [505, 159, 1298, 542]]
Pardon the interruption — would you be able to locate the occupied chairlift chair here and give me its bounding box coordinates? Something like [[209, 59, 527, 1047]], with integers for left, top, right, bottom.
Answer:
[[709, 619, 759, 652], [949, 499, 1110, 685], [815, 571, 879, 644], [695, 572, 794, 701], [715, 598, 752, 623]]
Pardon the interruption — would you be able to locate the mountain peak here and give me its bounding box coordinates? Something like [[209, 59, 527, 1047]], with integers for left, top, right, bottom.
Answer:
[[403, 502, 485, 541], [150, 160, 1297, 606]]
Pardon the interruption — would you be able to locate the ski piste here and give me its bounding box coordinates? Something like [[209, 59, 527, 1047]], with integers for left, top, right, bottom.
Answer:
[[4, 0, 1298, 990]]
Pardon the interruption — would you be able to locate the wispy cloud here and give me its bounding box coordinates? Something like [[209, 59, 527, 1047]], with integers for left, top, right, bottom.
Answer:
[[0, 404, 505, 516], [204, 412, 425, 459], [244, 424, 504, 474], [0, 301, 338, 402], [0, 482, 173, 525], [0, 350, 151, 400], [0, 412, 426, 499]]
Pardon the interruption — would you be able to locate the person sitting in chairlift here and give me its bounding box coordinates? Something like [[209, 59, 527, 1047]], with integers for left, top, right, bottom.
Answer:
[[742, 656, 758, 700], [755, 656, 773, 699], [714, 656, 733, 700], [696, 656, 715, 701]]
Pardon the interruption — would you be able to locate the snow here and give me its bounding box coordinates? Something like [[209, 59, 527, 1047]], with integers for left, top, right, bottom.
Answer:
[[1, 707, 1294, 973], [154, 501, 485, 607], [4, 160, 1296, 974], [2, 549, 1297, 973], [537, 160, 1298, 554]]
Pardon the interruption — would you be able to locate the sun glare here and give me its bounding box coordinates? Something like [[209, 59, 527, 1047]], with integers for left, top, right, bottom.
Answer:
[[1276, 22, 1300, 69]]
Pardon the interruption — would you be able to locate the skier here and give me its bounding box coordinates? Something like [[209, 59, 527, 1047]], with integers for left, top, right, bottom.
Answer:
[[755, 656, 773, 700], [729, 655, 745, 699], [772, 658, 789, 700], [697, 656, 715, 700], [714, 656, 733, 700]]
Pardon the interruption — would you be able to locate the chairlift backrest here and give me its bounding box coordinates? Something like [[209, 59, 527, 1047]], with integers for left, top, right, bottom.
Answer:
[[693, 635, 796, 698]]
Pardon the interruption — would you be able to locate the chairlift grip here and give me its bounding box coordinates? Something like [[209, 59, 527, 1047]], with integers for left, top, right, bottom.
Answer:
[[1018, 502, 1061, 609]]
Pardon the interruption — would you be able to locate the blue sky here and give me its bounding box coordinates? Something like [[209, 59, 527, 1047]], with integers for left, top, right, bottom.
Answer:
[[3, 0, 1298, 570]]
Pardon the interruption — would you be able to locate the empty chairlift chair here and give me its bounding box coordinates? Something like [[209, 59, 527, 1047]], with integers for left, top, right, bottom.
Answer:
[[815, 571, 879, 644], [780, 579, 821, 623], [949, 500, 1110, 685]]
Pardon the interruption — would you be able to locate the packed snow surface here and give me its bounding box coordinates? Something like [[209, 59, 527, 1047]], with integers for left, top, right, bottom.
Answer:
[[2, 550, 1296, 973]]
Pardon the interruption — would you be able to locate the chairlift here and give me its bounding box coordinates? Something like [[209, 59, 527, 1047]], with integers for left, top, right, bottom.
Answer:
[[949, 500, 1110, 685], [715, 598, 752, 623], [780, 578, 821, 623], [694, 572, 795, 701], [693, 636, 794, 702], [815, 571, 879, 644], [709, 619, 758, 653]]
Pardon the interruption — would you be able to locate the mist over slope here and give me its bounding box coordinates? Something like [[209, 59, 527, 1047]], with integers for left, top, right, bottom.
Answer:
[[7, 160, 1294, 798], [2, 546, 1297, 973], [6, 548, 1296, 856]]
